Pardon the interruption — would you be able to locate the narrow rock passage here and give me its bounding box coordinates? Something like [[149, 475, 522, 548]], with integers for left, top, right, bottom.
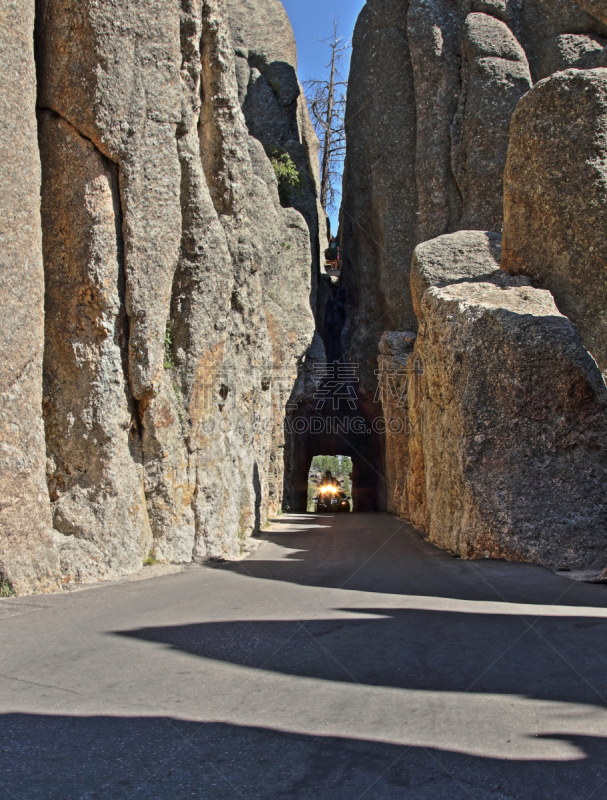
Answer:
[[1, 514, 607, 799]]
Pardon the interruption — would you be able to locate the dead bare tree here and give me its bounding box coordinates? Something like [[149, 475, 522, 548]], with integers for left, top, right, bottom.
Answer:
[[304, 20, 350, 215]]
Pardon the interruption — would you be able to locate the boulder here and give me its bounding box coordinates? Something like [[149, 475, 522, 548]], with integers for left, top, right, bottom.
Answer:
[[401, 233, 607, 569], [453, 13, 532, 230], [343, 0, 607, 388], [503, 69, 607, 374], [381, 230, 510, 528], [0, 0, 60, 594], [410, 230, 503, 322]]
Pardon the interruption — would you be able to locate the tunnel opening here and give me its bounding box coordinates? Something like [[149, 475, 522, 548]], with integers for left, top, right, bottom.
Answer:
[[307, 455, 353, 512], [283, 251, 387, 514], [283, 381, 386, 514]]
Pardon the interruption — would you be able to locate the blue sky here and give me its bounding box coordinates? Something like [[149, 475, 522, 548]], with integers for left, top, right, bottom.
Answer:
[[281, 0, 366, 83], [281, 0, 366, 230]]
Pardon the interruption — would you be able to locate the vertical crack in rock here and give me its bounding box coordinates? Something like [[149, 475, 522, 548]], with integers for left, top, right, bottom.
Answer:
[[138, 0, 204, 564], [39, 110, 153, 583], [36, 0, 184, 403], [0, 0, 60, 594]]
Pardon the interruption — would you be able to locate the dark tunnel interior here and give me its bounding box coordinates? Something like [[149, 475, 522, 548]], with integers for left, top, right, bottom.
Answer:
[[283, 391, 386, 513], [282, 259, 387, 514]]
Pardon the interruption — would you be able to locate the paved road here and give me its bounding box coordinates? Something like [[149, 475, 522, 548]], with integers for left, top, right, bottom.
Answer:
[[1, 512, 607, 799]]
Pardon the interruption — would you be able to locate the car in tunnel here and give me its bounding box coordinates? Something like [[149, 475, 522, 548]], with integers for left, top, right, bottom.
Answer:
[[315, 488, 351, 513]]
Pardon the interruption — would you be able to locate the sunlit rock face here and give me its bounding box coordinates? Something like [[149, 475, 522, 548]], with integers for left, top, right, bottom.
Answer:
[[390, 233, 607, 571], [503, 68, 607, 375], [1, 0, 316, 592], [341, 0, 607, 393], [0, 0, 59, 596], [345, 0, 607, 573]]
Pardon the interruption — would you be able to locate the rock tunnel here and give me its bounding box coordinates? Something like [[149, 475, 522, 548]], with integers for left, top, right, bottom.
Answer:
[[282, 273, 387, 514]]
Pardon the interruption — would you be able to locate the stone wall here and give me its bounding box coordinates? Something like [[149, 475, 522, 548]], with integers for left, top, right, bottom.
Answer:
[[1, 0, 317, 593]]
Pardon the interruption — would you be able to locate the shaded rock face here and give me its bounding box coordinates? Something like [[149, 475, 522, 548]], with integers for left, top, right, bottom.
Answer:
[[519, 0, 607, 80], [340, 0, 416, 394], [1, 0, 316, 592], [225, 0, 325, 316], [341, 0, 607, 391], [379, 233, 607, 570], [377, 330, 417, 521], [0, 0, 59, 595], [502, 68, 607, 375]]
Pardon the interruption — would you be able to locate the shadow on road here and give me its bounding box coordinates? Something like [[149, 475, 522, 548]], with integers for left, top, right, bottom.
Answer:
[[116, 606, 607, 706], [1, 713, 607, 800], [4, 515, 607, 799]]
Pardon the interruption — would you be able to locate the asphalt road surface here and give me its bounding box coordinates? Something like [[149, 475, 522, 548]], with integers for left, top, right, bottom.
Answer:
[[1, 512, 607, 800]]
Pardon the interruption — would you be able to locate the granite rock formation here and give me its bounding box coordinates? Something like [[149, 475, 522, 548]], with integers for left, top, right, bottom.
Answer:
[[225, 0, 325, 315], [0, 0, 60, 595], [341, 0, 607, 392], [340, 0, 607, 572], [1, 0, 317, 592], [5, 0, 607, 591], [502, 68, 607, 375], [381, 233, 607, 570]]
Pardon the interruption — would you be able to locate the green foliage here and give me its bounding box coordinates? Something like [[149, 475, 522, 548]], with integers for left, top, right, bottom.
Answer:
[[269, 147, 305, 206], [307, 482, 317, 512], [143, 550, 158, 567], [308, 455, 353, 510], [311, 455, 352, 479], [164, 322, 175, 370], [0, 574, 15, 598]]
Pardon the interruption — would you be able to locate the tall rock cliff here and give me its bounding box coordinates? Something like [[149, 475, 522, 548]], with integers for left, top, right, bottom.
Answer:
[[503, 68, 607, 375], [225, 0, 326, 313], [0, 0, 59, 595], [345, 0, 607, 571], [0, 0, 317, 593], [341, 0, 607, 392]]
